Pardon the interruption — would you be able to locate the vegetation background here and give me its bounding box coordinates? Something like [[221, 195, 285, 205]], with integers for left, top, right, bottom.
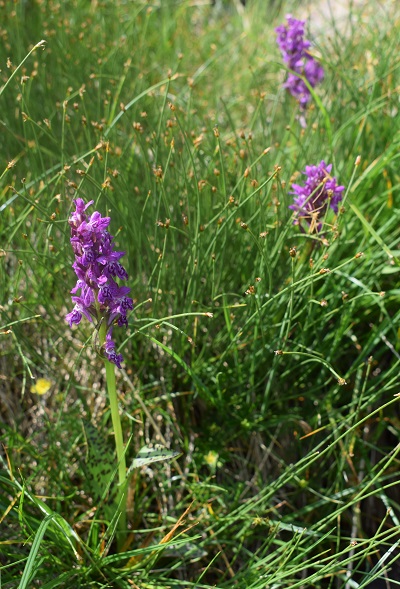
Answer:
[[1, 0, 400, 587]]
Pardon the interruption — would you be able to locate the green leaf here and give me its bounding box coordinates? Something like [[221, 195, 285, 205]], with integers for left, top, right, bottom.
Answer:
[[381, 266, 400, 274], [82, 421, 117, 520], [127, 444, 180, 475]]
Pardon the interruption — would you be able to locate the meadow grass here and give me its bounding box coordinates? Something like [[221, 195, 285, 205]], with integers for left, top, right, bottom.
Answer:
[[1, 0, 400, 587]]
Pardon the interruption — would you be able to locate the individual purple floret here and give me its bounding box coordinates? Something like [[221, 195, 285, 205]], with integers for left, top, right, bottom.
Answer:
[[289, 161, 345, 232], [275, 15, 324, 108], [66, 198, 133, 367]]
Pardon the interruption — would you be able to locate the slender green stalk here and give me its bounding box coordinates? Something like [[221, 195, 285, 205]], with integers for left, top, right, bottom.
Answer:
[[0, 40, 46, 99], [99, 321, 127, 549]]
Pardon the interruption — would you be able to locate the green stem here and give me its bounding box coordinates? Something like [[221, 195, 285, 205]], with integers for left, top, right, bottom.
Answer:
[[0, 40, 46, 100], [99, 321, 127, 549]]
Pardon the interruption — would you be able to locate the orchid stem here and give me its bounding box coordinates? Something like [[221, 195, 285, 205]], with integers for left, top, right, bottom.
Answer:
[[100, 322, 127, 549]]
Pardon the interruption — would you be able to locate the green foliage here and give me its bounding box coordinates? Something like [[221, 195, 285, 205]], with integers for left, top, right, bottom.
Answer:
[[82, 420, 118, 522], [128, 444, 180, 471], [1, 0, 400, 587]]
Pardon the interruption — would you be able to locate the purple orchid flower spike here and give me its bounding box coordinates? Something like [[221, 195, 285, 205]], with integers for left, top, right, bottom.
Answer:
[[289, 161, 345, 232], [66, 198, 133, 366], [275, 15, 324, 109]]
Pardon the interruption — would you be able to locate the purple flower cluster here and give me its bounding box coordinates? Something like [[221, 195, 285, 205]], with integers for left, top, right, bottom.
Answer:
[[289, 161, 345, 232], [275, 15, 324, 108], [66, 198, 133, 368]]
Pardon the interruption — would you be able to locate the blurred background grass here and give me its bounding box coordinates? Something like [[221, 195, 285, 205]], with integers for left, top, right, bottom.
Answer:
[[1, 0, 400, 587]]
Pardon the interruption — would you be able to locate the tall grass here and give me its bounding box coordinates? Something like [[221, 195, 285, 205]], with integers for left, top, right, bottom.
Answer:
[[1, 0, 400, 587]]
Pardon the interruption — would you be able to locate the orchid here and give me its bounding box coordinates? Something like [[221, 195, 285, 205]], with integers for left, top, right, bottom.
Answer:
[[289, 161, 345, 232], [66, 198, 133, 367], [276, 15, 324, 108]]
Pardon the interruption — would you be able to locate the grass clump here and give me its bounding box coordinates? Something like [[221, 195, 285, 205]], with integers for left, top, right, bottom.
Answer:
[[1, 0, 400, 587]]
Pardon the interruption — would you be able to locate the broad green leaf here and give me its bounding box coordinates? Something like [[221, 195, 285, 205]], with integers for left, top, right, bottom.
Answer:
[[128, 445, 180, 475], [82, 421, 117, 520]]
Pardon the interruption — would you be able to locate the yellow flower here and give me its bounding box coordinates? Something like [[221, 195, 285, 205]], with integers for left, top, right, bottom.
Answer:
[[204, 451, 219, 468], [30, 378, 52, 395]]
